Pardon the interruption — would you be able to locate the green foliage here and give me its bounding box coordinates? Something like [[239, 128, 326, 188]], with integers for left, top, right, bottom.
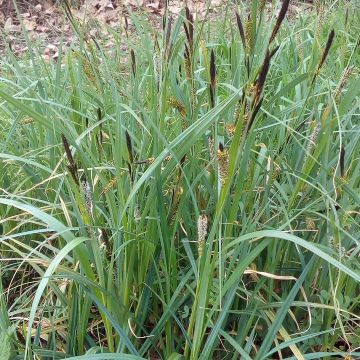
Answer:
[[0, 0, 359, 359]]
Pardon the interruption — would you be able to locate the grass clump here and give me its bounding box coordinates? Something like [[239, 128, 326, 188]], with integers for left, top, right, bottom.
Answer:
[[0, 0, 359, 359]]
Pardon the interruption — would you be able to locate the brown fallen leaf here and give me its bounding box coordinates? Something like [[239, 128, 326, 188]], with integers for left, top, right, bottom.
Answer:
[[23, 18, 37, 31]]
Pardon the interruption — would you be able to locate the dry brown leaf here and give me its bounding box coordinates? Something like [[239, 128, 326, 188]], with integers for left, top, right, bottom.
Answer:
[[23, 18, 37, 31]]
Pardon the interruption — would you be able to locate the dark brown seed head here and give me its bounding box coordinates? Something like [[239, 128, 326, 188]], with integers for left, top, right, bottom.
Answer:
[[184, 7, 194, 50], [269, 45, 280, 59], [124, 14, 129, 36], [210, 50, 216, 89], [248, 97, 263, 133], [184, 45, 190, 61], [235, 11, 246, 50], [209, 50, 216, 108], [340, 145, 345, 178], [257, 51, 271, 89], [180, 154, 186, 168], [269, 0, 291, 44], [218, 142, 224, 152], [61, 134, 72, 163], [165, 16, 172, 57], [318, 29, 335, 71], [312, 29, 335, 84], [97, 107, 102, 121], [62, 134, 79, 185], [253, 51, 271, 105], [130, 49, 136, 77], [125, 130, 133, 164], [127, 161, 133, 183]]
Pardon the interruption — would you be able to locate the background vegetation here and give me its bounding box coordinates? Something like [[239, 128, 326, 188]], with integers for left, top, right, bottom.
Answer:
[[0, 0, 359, 359]]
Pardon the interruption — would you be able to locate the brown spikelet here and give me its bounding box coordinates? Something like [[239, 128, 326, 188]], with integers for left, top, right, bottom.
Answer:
[[99, 124, 103, 145], [209, 87, 215, 109], [101, 176, 118, 196], [312, 30, 335, 84], [210, 49, 216, 89], [305, 217, 316, 231], [127, 161, 133, 183], [184, 47, 192, 80], [210, 50, 216, 108], [184, 7, 194, 52], [253, 51, 271, 106], [185, 7, 194, 41], [21, 117, 34, 125], [165, 16, 172, 58], [124, 14, 129, 37], [269, 45, 280, 60], [180, 154, 186, 168], [269, 0, 291, 44], [226, 123, 236, 137], [248, 97, 263, 133], [168, 97, 187, 117], [125, 131, 134, 164], [130, 49, 136, 77], [340, 146, 345, 178], [318, 30, 335, 70], [97, 107, 102, 121], [257, 51, 271, 90], [61, 134, 79, 185], [235, 11, 246, 50], [162, 11, 167, 31]]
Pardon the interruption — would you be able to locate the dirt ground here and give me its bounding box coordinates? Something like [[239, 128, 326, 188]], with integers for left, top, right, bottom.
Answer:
[[0, 0, 314, 58]]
